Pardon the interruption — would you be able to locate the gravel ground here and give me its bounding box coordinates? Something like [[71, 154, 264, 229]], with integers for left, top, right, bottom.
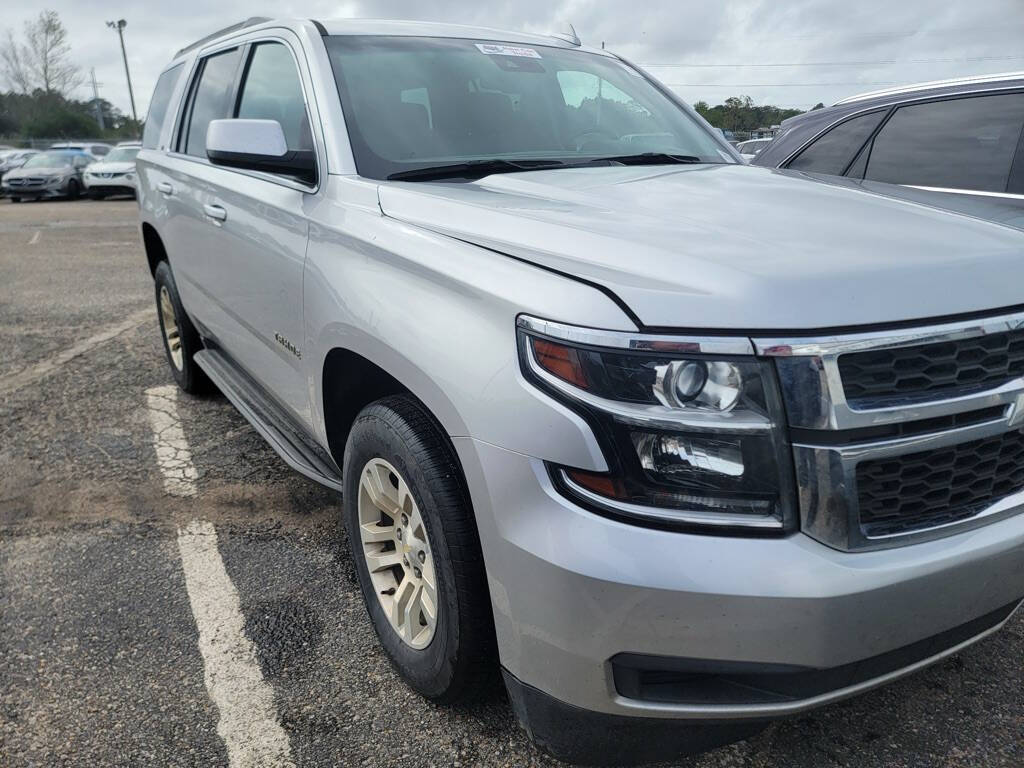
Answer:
[[1, 199, 1022, 767]]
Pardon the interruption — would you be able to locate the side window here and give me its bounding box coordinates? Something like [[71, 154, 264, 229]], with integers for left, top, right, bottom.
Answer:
[[143, 64, 185, 149], [787, 110, 887, 175], [236, 42, 312, 152], [865, 93, 1024, 192], [73, 155, 91, 168], [183, 48, 243, 158]]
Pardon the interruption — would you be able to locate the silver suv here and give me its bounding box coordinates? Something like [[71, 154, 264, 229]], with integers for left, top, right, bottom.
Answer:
[[138, 18, 1024, 765]]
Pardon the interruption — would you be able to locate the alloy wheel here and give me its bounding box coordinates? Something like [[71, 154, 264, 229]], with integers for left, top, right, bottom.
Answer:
[[357, 457, 438, 649], [159, 285, 183, 370]]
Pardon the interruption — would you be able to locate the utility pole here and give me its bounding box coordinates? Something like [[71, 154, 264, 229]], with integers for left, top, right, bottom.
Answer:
[[106, 19, 138, 123], [90, 68, 105, 131]]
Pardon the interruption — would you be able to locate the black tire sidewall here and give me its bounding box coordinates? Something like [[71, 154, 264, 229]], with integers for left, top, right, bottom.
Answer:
[[343, 400, 468, 699], [153, 260, 207, 394]]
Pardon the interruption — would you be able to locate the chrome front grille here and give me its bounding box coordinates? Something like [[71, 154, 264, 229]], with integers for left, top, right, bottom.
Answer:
[[7, 177, 47, 187], [838, 327, 1024, 401], [755, 310, 1024, 551]]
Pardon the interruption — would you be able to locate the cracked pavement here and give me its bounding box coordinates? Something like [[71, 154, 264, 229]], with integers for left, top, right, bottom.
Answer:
[[1, 199, 1022, 767]]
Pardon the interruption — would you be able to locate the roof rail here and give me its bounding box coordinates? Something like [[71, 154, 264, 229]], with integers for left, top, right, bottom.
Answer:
[[174, 17, 272, 58], [835, 70, 1024, 106]]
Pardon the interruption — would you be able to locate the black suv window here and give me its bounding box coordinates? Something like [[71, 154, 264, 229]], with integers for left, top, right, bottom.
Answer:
[[787, 110, 886, 175], [864, 93, 1024, 192], [183, 48, 242, 157], [236, 42, 312, 152]]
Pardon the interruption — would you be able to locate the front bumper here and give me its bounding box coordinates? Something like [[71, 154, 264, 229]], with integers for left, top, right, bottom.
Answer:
[[1, 179, 70, 198], [456, 437, 1024, 722], [83, 173, 136, 193]]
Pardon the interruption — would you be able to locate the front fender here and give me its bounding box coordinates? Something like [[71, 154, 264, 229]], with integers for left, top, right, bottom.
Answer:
[[303, 177, 636, 471]]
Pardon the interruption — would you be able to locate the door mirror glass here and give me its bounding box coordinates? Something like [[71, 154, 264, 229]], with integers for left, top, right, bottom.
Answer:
[[206, 118, 316, 184]]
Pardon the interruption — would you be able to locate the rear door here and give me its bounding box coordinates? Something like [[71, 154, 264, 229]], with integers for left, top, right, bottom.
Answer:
[[162, 33, 319, 422]]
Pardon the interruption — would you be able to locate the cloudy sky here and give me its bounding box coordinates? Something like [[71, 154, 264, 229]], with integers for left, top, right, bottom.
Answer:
[[3, 0, 1021, 119]]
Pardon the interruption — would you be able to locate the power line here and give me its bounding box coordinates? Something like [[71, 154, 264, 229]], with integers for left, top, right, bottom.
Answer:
[[641, 55, 1024, 68]]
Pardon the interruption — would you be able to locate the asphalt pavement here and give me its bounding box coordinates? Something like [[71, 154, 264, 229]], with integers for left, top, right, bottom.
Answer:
[[1, 199, 1022, 767]]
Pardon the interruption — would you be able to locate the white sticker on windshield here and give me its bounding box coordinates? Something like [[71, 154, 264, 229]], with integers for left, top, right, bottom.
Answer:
[[475, 43, 542, 59]]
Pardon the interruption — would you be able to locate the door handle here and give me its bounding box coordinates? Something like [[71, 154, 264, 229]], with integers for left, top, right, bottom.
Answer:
[[203, 204, 227, 223], [157, 181, 174, 195]]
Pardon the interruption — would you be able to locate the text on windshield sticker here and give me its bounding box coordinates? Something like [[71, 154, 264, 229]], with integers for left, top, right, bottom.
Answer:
[[475, 43, 542, 59]]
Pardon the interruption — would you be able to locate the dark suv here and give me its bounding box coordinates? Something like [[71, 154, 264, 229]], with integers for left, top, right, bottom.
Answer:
[[754, 72, 1024, 225]]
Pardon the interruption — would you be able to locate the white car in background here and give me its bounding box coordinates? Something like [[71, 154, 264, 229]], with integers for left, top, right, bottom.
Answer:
[[83, 143, 141, 199], [49, 141, 113, 159], [736, 137, 774, 162], [0, 149, 40, 174]]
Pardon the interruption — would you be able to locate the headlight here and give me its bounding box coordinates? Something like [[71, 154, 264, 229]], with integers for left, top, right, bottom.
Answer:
[[48, 175, 65, 185], [518, 316, 795, 533]]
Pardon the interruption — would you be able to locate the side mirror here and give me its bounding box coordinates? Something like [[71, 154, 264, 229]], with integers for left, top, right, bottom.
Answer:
[[206, 119, 316, 184]]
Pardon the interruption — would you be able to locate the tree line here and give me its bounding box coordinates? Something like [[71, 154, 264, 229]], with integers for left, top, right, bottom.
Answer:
[[0, 10, 140, 140], [693, 96, 821, 134]]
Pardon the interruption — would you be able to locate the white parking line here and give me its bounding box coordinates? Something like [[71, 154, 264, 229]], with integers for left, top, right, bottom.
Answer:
[[178, 520, 296, 768], [0, 308, 153, 398], [28, 230, 40, 245], [145, 385, 199, 497]]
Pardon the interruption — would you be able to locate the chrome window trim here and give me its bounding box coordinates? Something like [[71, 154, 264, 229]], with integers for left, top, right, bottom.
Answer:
[[516, 315, 755, 356], [559, 470, 784, 530], [836, 71, 1024, 105], [903, 184, 1024, 201]]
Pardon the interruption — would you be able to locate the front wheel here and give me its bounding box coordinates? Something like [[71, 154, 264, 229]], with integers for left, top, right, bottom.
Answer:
[[153, 260, 210, 394], [343, 395, 495, 702], [66, 179, 79, 199]]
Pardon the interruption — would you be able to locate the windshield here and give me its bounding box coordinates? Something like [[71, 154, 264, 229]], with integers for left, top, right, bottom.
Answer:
[[325, 36, 732, 180], [23, 152, 74, 169], [104, 147, 140, 163]]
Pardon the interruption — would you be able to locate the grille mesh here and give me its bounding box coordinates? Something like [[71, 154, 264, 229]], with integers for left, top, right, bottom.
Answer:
[[857, 428, 1024, 537], [839, 329, 1024, 400]]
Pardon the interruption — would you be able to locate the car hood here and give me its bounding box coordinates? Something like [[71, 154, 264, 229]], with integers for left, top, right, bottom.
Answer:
[[378, 163, 1024, 330], [4, 166, 70, 179], [86, 161, 134, 173]]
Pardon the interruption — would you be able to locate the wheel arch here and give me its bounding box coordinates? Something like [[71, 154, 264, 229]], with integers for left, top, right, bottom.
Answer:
[[141, 222, 167, 277], [320, 344, 470, 474]]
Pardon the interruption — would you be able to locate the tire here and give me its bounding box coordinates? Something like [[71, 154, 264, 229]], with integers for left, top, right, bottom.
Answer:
[[10, 197, 20, 203], [66, 179, 79, 199], [343, 395, 495, 702], [153, 260, 210, 394]]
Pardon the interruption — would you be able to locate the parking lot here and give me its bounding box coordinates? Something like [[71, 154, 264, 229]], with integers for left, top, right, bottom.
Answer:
[[0, 198, 1021, 767]]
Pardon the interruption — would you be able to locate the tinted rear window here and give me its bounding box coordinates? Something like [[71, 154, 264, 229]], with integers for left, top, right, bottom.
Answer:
[[787, 110, 886, 175], [142, 64, 185, 149], [864, 93, 1024, 192]]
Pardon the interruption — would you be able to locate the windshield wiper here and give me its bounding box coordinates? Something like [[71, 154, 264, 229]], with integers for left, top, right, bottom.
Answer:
[[387, 158, 577, 182], [595, 152, 705, 166]]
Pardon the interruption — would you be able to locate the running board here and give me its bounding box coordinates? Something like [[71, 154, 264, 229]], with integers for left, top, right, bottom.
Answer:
[[195, 348, 344, 492]]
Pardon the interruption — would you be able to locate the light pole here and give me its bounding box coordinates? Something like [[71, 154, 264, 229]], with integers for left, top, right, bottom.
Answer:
[[106, 19, 138, 124]]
